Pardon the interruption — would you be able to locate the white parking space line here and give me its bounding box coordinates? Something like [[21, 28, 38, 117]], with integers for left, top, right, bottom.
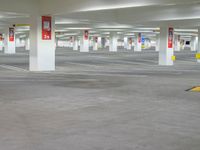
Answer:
[[0, 64, 28, 72]]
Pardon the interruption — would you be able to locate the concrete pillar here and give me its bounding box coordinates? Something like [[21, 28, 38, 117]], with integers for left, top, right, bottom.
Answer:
[[109, 32, 118, 52], [102, 37, 106, 49], [195, 36, 198, 52], [89, 38, 93, 49], [93, 37, 98, 51], [67, 40, 71, 48], [4, 27, 16, 54], [0, 41, 3, 51], [0, 34, 3, 51], [191, 36, 197, 52], [55, 38, 58, 49], [73, 36, 78, 51], [29, 15, 55, 71], [0, 42, 3, 51], [80, 30, 89, 52], [134, 33, 142, 52], [156, 34, 160, 52], [159, 27, 174, 66], [124, 37, 128, 49], [70, 37, 74, 48], [127, 37, 132, 50], [197, 27, 200, 63], [174, 35, 181, 52], [25, 38, 30, 51], [97, 37, 102, 49]]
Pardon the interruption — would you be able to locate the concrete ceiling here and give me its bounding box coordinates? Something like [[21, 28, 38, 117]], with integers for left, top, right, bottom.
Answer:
[[56, 2, 200, 27], [53, 0, 200, 39], [40, 0, 200, 14], [0, 0, 200, 37]]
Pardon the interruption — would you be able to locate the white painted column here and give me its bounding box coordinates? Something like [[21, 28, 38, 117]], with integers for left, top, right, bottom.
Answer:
[[109, 32, 118, 52], [70, 37, 74, 48], [97, 37, 102, 49], [55, 38, 58, 49], [197, 27, 200, 63], [159, 27, 174, 66], [156, 34, 160, 52], [134, 33, 142, 52], [25, 38, 30, 51], [127, 37, 132, 50], [0, 41, 3, 51], [195, 36, 198, 52], [106, 38, 110, 48], [4, 27, 16, 54], [80, 30, 89, 52], [0, 34, 3, 51], [30, 15, 55, 71], [89, 39, 93, 49], [124, 37, 128, 49], [93, 37, 98, 51], [67, 40, 71, 48], [191, 36, 197, 52], [102, 37, 106, 49], [177, 35, 181, 51], [73, 36, 78, 51], [174, 35, 181, 52]]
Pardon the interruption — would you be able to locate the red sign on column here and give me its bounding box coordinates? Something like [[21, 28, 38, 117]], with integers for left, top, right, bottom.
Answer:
[[138, 33, 141, 43], [42, 16, 52, 40], [9, 28, 15, 42], [168, 27, 174, 48], [84, 30, 89, 40]]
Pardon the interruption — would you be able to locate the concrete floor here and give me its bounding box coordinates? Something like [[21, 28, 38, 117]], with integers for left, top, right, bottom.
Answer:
[[0, 48, 200, 150]]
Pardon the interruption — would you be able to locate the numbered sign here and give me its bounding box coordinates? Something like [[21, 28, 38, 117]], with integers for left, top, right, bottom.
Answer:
[[42, 16, 52, 40]]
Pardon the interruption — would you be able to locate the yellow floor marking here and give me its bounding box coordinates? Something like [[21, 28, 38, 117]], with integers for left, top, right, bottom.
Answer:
[[191, 87, 200, 92], [172, 55, 176, 61], [196, 53, 200, 59]]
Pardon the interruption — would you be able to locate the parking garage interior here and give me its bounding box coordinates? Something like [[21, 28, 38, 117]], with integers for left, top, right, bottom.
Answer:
[[0, 1, 200, 150]]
